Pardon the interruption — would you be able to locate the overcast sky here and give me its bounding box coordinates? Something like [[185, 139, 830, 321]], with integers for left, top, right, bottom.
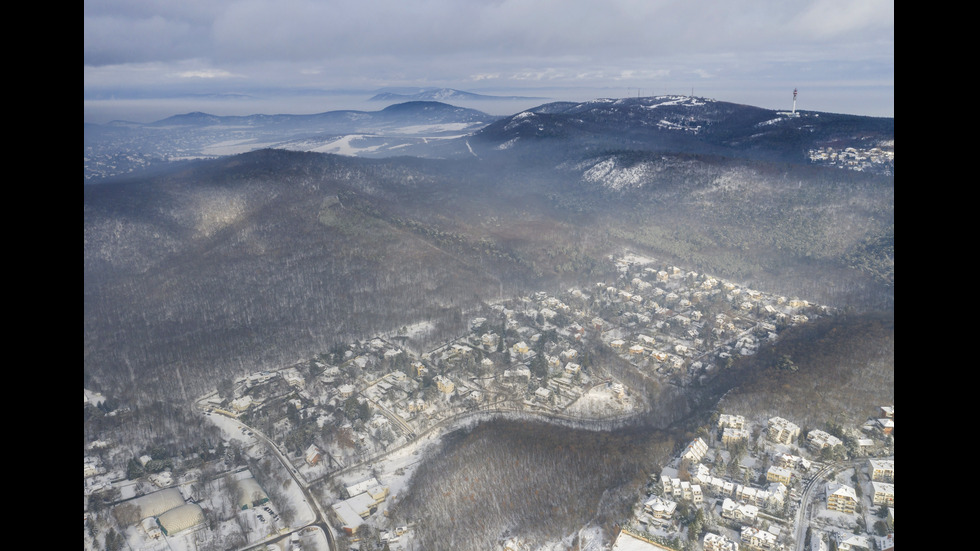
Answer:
[[84, 0, 894, 123]]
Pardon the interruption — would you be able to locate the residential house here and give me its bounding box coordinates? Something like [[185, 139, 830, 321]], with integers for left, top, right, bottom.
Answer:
[[774, 453, 810, 472], [766, 466, 793, 486], [875, 418, 894, 435], [733, 484, 781, 510], [691, 484, 703, 505], [718, 414, 746, 430], [434, 375, 455, 394], [502, 368, 531, 383], [836, 533, 872, 551], [765, 482, 787, 509], [767, 417, 800, 445], [481, 332, 499, 349], [871, 481, 894, 506], [343, 477, 389, 502], [721, 498, 758, 522], [807, 429, 843, 452], [411, 362, 428, 378], [826, 484, 858, 513], [703, 533, 739, 551], [868, 459, 894, 482], [230, 395, 253, 412], [722, 427, 750, 448], [681, 437, 709, 463], [305, 445, 323, 466], [643, 496, 677, 521], [740, 527, 777, 550]]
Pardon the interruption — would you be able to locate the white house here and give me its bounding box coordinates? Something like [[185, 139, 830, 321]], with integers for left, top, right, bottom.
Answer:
[[871, 481, 894, 506], [681, 437, 709, 463], [740, 526, 777, 550], [767, 417, 800, 444], [722, 498, 758, 522], [643, 496, 677, 521], [703, 533, 739, 551]]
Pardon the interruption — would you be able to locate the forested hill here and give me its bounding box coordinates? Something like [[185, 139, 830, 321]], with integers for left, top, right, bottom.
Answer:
[[84, 139, 893, 406], [467, 95, 894, 167]]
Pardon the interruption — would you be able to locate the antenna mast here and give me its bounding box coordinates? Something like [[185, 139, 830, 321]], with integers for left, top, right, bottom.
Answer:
[[792, 88, 798, 114]]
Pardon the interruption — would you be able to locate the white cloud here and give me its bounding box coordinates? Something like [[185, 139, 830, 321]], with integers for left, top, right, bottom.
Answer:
[[789, 0, 894, 38], [176, 69, 238, 79], [83, 0, 893, 119]]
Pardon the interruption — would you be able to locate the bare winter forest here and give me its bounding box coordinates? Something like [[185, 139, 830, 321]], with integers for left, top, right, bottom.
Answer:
[[391, 419, 675, 551], [85, 99, 893, 551], [84, 148, 893, 408]]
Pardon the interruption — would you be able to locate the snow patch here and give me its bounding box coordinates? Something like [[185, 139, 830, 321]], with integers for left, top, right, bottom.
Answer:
[[201, 139, 279, 156], [279, 134, 386, 156], [581, 157, 655, 190], [391, 122, 480, 134], [504, 111, 538, 131], [497, 137, 519, 150]]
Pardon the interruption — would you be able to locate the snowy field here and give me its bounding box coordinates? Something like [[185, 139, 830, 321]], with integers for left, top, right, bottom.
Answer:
[[563, 385, 637, 417], [201, 139, 280, 156]]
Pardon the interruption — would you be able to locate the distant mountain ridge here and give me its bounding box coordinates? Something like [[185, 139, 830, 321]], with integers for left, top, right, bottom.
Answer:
[[369, 87, 547, 102], [84, 101, 501, 181], [468, 95, 894, 166], [85, 95, 894, 183], [147, 100, 493, 128]]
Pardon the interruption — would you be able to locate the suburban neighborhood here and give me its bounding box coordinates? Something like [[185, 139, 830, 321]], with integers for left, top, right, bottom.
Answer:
[[84, 253, 894, 551]]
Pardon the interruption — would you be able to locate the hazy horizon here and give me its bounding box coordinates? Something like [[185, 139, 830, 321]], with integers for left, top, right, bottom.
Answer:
[[85, 0, 893, 125], [84, 82, 893, 125]]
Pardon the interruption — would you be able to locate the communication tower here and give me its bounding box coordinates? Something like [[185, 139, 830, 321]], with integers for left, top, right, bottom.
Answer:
[[778, 88, 800, 117]]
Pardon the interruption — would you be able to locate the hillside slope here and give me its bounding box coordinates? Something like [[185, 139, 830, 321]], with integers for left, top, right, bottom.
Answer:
[[85, 145, 893, 406]]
